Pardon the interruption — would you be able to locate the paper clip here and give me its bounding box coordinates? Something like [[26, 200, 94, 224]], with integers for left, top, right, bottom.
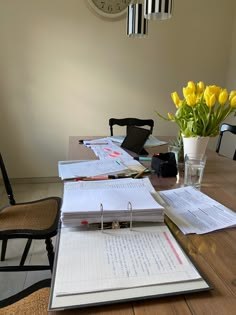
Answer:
[[100, 203, 104, 232], [128, 201, 133, 231]]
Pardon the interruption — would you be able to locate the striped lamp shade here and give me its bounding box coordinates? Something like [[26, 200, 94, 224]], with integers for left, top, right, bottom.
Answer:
[[127, 3, 148, 38], [144, 0, 173, 20]]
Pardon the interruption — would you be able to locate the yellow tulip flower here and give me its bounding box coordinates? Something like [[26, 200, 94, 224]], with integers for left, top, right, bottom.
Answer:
[[205, 93, 216, 107], [186, 93, 196, 106], [204, 86, 212, 97], [206, 85, 221, 97], [187, 81, 196, 93], [230, 95, 236, 107], [171, 92, 180, 107], [218, 89, 228, 105], [229, 90, 236, 102], [168, 112, 175, 120], [183, 87, 194, 99], [196, 95, 202, 103], [156, 80, 236, 137], [196, 81, 205, 94]]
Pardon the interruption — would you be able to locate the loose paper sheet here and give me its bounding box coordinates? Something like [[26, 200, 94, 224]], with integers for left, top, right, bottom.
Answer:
[[58, 159, 128, 180], [54, 225, 201, 296], [84, 140, 132, 161], [159, 186, 236, 234]]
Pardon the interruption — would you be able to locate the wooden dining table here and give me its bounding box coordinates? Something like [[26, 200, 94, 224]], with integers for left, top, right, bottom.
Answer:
[[49, 136, 236, 315]]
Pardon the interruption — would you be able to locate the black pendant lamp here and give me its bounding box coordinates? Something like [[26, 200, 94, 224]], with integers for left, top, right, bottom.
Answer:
[[144, 0, 173, 20], [127, 3, 148, 38]]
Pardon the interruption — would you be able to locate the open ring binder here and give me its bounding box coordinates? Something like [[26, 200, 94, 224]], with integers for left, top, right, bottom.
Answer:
[[100, 202, 133, 231]]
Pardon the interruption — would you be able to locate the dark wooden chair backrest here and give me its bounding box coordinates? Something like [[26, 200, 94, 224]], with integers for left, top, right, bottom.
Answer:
[[215, 123, 236, 160], [109, 118, 154, 136], [0, 153, 16, 205]]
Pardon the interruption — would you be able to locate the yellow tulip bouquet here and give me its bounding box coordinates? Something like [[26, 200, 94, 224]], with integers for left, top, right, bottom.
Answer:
[[157, 81, 236, 137]]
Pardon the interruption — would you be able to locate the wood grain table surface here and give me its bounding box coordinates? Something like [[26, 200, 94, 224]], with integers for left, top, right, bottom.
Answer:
[[49, 136, 236, 315]]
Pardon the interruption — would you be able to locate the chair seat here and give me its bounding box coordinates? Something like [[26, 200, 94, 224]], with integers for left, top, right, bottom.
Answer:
[[1, 288, 50, 315], [0, 198, 59, 235], [0, 279, 51, 314], [0, 152, 61, 270]]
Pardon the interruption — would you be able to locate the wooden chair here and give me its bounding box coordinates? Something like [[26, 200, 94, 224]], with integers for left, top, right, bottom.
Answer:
[[0, 278, 51, 314], [0, 152, 61, 272], [216, 123, 236, 160], [109, 118, 154, 136]]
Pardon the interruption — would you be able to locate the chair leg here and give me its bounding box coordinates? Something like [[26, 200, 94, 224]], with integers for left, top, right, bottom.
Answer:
[[216, 133, 223, 153], [20, 239, 32, 266], [45, 238, 54, 271], [1, 239, 8, 261], [110, 126, 113, 136]]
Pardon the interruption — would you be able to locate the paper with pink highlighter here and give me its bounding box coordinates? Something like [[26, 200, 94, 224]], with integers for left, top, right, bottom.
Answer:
[[83, 139, 132, 161]]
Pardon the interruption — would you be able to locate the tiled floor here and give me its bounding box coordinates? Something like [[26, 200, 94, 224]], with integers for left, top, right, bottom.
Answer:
[[0, 181, 63, 300]]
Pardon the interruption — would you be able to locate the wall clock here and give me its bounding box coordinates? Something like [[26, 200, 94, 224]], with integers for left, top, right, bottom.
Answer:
[[87, 0, 131, 20]]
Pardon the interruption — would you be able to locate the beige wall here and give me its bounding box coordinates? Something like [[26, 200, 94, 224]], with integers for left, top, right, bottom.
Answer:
[[0, 0, 235, 178]]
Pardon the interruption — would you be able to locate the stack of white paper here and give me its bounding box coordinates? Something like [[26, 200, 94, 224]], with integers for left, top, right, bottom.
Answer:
[[58, 159, 129, 180], [61, 178, 164, 227], [159, 186, 236, 234], [58, 159, 146, 180]]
